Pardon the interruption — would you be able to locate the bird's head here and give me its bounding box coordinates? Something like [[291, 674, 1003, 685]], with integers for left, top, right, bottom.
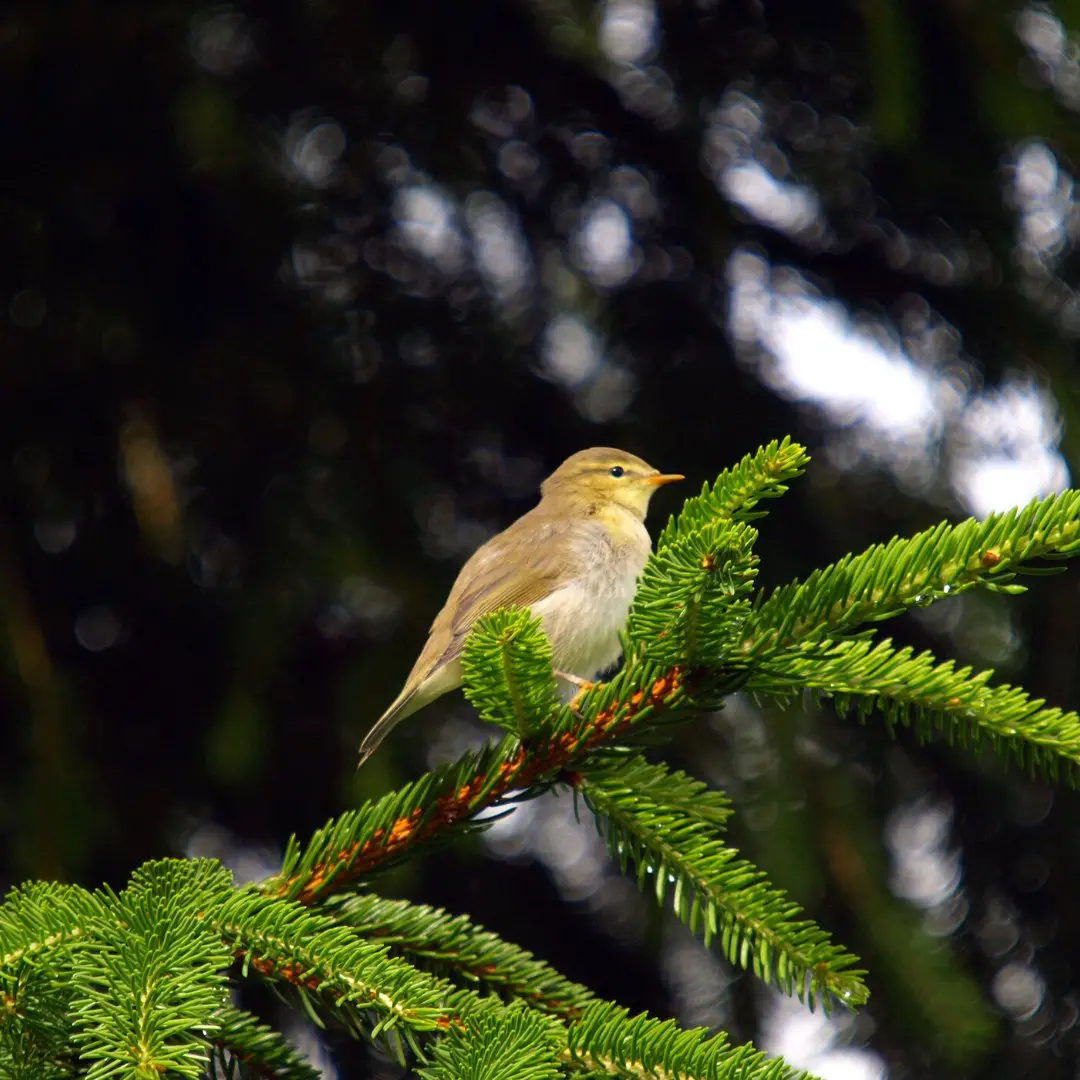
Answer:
[[540, 447, 683, 521]]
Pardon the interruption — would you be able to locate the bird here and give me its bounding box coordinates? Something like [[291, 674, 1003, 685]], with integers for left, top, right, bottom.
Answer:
[[356, 447, 683, 765]]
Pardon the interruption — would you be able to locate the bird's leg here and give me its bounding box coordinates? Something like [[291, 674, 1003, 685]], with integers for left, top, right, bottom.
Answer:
[[554, 670, 596, 715], [555, 670, 594, 691]]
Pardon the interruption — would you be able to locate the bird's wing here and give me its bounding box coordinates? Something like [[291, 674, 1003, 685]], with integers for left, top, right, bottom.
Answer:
[[405, 512, 588, 688]]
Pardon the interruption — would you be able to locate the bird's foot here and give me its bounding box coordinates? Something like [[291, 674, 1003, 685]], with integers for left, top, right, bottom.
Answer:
[[555, 671, 596, 716], [555, 670, 594, 691]]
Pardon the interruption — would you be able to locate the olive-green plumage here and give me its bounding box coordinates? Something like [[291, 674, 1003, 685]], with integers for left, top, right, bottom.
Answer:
[[357, 447, 682, 764]]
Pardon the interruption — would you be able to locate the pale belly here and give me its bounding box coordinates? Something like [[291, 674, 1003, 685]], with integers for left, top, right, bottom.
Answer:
[[530, 524, 651, 680]]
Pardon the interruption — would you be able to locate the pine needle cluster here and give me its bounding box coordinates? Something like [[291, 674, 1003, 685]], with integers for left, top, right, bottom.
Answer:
[[4, 438, 1080, 1078]]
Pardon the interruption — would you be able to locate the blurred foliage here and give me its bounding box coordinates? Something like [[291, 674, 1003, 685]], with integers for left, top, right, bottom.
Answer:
[[3, 0, 1080, 1075]]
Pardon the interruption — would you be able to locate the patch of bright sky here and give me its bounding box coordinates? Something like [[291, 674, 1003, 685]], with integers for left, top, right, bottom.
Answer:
[[573, 198, 638, 286], [189, 9, 255, 76], [761, 995, 886, 1080], [722, 164, 823, 237], [394, 184, 465, 274], [704, 89, 826, 243], [543, 315, 602, 387], [885, 797, 971, 939], [707, 74, 1070, 515], [1011, 140, 1072, 261], [1016, 6, 1080, 111], [950, 376, 1068, 514], [761, 297, 936, 438], [600, 0, 659, 65], [288, 118, 346, 188], [729, 248, 1069, 516], [378, 77, 1070, 517], [464, 191, 535, 310], [661, 925, 734, 1030], [993, 961, 1047, 1022], [556, 203, 640, 418], [599, 1, 679, 125], [541, 314, 637, 421]]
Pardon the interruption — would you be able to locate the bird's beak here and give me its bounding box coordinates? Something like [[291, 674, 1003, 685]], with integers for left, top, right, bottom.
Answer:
[[648, 473, 685, 487]]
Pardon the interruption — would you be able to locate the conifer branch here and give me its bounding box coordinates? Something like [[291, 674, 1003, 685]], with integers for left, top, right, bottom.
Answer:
[[9, 441, 1080, 1078], [215, 888, 468, 1053], [628, 520, 758, 667], [565, 1002, 809, 1080], [747, 637, 1080, 783], [0, 882, 102, 979], [633, 436, 808, 670], [657, 437, 812, 549], [69, 859, 234, 1080], [739, 489, 1080, 657], [0, 866, 801, 1080], [325, 894, 596, 1019], [571, 759, 868, 1009], [571, 754, 734, 827], [0, 883, 105, 1078], [0, 963, 78, 1079], [263, 656, 693, 905], [210, 1007, 322, 1080], [418, 1006, 564, 1080], [461, 610, 562, 737]]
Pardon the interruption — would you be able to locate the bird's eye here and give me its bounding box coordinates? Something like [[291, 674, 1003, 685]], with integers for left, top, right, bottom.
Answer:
[[609, 466, 625, 478]]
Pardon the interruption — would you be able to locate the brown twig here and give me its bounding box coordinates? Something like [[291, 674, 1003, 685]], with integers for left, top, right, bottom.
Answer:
[[273, 666, 686, 906]]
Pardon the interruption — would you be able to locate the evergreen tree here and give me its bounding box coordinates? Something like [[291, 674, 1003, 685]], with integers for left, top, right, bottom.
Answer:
[[3, 439, 1080, 1078]]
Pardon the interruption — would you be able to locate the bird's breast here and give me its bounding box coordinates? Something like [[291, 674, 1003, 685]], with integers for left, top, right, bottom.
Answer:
[[531, 518, 651, 680]]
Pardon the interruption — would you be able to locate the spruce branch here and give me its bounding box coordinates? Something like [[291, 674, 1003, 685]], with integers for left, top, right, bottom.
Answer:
[[657, 437, 811, 549], [570, 754, 734, 828], [633, 436, 808, 670], [460, 609, 561, 737], [571, 759, 868, 1009], [0, 882, 102, 980], [0, 964, 78, 1079], [264, 657, 696, 905], [254, 442, 1080, 1031], [0, 883, 112, 1078], [324, 894, 596, 1019], [628, 520, 758, 667], [69, 859, 234, 1080], [10, 440, 1080, 1078], [209, 1007, 322, 1080], [746, 637, 1080, 783], [418, 1006, 564, 1080], [739, 489, 1080, 657], [566, 1002, 809, 1080], [215, 887, 470, 1057], [0, 866, 800, 1080]]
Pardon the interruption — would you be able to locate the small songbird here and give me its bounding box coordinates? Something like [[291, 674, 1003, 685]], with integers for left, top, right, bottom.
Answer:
[[357, 447, 683, 765]]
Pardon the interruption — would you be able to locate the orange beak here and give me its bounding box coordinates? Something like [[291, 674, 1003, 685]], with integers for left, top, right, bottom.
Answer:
[[648, 473, 685, 486]]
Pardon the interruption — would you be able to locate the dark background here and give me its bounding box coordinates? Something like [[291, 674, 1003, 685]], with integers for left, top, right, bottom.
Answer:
[[3, 0, 1080, 1075]]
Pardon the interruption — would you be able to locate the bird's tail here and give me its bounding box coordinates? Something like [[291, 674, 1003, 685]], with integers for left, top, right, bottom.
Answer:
[[356, 687, 419, 768]]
